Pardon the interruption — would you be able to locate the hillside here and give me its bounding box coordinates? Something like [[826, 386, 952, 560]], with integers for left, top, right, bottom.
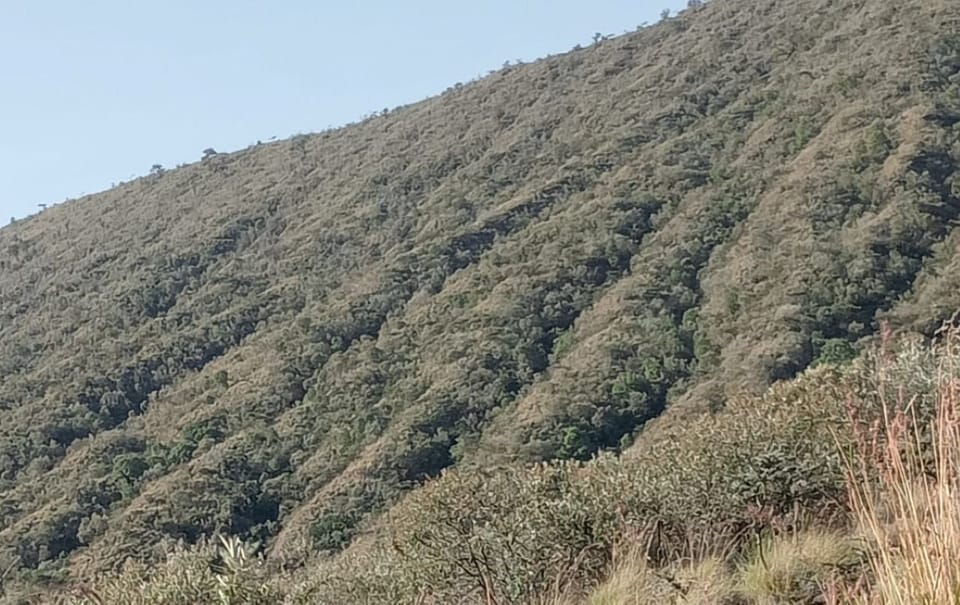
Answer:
[[1, 0, 959, 600]]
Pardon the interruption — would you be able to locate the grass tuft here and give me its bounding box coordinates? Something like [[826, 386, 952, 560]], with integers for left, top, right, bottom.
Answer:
[[738, 529, 860, 604]]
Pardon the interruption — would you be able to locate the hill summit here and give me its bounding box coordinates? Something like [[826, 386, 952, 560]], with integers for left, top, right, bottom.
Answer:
[[1, 0, 959, 600]]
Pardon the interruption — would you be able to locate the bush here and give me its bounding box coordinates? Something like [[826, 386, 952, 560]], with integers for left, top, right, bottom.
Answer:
[[64, 536, 283, 605]]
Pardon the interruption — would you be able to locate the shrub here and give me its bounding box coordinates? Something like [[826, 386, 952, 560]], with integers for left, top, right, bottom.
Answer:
[[63, 536, 283, 605]]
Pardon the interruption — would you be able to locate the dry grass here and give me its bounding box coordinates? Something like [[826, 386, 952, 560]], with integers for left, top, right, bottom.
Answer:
[[583, 544, 677, 605], [573, 529, 857, 605], [738, 529, 860, 604], [839, 353, 960, 604], [677, 557, 738, 605]]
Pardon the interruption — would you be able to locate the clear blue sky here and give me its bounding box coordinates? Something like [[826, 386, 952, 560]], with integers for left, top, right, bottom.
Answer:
[[0, 0, 687, 221]]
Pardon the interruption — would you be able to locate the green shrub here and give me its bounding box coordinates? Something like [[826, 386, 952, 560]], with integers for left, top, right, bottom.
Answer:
[[65, 536, 283, 605]]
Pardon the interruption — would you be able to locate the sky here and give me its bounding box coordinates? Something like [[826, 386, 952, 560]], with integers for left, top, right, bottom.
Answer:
[[0, 0, 688, 221]]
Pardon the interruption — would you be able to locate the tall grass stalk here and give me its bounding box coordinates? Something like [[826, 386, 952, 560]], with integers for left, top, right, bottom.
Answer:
[[843, 342, 960, 604]]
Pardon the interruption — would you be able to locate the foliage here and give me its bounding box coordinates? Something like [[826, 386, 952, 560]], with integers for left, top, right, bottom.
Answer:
[[63, 536, 283, 605], [58, 334, 959, 604], [0, 0, 957, 598]]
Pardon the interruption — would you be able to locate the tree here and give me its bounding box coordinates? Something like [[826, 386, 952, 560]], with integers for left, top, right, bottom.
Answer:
[[111, 453, 150, 498]]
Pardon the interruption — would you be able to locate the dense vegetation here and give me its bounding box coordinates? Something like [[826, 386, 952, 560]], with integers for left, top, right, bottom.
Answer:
[[0, 0, 959, 601], [60, 330, 960, 604]]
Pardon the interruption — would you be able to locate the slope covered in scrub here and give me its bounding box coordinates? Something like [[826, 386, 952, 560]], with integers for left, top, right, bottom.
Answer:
[[0, 0, 959, 599], [65, 333, 960, 604]]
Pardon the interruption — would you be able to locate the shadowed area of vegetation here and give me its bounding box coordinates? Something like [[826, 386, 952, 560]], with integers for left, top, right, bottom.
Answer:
[[1, 0, 959, 601]]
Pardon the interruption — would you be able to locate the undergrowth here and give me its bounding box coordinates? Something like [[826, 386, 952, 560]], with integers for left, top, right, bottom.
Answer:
[[59, 331, 960, 604]]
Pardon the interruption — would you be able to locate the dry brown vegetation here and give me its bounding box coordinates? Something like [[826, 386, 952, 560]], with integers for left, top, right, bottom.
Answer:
[[0, 0, 959, 601]]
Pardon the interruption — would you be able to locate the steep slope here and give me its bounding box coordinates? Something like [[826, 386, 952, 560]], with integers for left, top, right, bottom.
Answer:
[[0, 0, 958, 595]]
